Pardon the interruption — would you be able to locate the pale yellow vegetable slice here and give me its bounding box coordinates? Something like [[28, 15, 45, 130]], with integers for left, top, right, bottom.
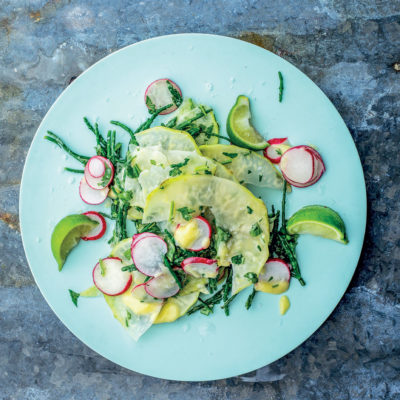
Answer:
[[154, 292, 199, 324], [135, 126, 200, 152], [143, 175, 269, 294], [199, 144, 285, 189]]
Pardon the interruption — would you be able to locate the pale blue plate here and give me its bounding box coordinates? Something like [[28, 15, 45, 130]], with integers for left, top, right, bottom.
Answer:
[[20, 34, 366, 381]]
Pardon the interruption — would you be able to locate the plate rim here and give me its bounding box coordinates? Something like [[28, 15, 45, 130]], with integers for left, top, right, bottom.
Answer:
[[19, 33, 367, 381]]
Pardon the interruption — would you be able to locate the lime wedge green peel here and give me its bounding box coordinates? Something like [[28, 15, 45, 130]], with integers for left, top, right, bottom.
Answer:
[[226, 95, 268, 150], [287, 205, 348, 244], [51, 214, 98, 270]]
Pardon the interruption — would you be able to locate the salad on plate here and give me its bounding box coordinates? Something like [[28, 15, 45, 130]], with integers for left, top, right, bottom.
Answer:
[[46, 76, 348, 340]]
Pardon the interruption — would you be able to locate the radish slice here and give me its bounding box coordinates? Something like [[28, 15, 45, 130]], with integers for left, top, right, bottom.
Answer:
[[87, 156, 105, 178], [131, 235, 167, 276], [268, 138, 289, 146], [145, 272, 180, 299], [175, 216, 212, 252], [131, 232, 159, 249], [84, 156, 114, 190], [181, 257, 218, 278], [306, 147, 326, 184], [264, 138, 291, 164], [144, 78, 182, 115], [188, 217, 212, 251], [258, 258, 291, 283], [81, 211, 106, 240], [79, 177, 109, 205], [280, 146, 325, 187], [280, 146, 315, 185], [93, 257, 132, 296], [131, 283, 161, 302]]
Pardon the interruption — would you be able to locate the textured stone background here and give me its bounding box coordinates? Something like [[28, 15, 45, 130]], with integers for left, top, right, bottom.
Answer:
[[1, 0, 399, 399]]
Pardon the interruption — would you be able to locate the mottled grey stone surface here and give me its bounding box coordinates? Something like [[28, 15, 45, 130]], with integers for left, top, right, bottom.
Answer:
[[1, 0, 399, 399]]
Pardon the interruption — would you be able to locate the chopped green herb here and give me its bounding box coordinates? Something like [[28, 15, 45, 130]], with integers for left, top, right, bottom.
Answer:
[[258, 175, 263, 182], [220, 160, 232, 165], [150, 159, 156, 165], [245, 288, 257, 310], [146, 96, 157, 114], [99, 259, 106, 276], [169, 158, 190, 177], [247, 170, 252, 174], [268, 276, 274, 282], [204, 169, 212, 175], [125, 311, 132, 327], [163, 256, 182, 289], [244, 272, 258, 283], [200, 306, 213, 316], [250, 223, 262, 237], [127, 164, 141, 178], [257, 245, 262, 252], [247, 206, 253, 214], [134, 206, 144, 213], [231, 254, 244, 264], [64, 167, 84, 173], [222, 152, 238, 159], [239, 180, 245, 184], [275, 148, 282, 156], [278, 71, 284, 102], [163, 229, 176, 262], [272, 284, 279, 288], [68, 289, 80, 307], [208, 277, 218, 294], [169, 201, 175, 223], [177, 206, 195, 221], [121, 264, 137, 272], [194, 165, 210, 172], [123, 248, 132, 260], [222, 294, 237, 316], [166, 80, 182, 107]]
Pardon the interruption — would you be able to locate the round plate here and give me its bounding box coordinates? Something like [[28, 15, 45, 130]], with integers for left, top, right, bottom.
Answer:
[[20, 34, 366, 381]]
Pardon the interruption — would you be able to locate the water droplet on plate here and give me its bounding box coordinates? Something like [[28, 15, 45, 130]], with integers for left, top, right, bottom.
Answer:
[[205, 82, 214, 92]]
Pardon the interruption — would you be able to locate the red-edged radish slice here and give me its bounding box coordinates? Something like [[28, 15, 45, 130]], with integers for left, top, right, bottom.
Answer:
[[268, 138, 289, 146], [81, 211, 106, 240], [87, 156, 105, 178], [280, 146, 316, 187], [181, 257, 218, 278], [131, 232, 159, 249], [79, 177, 109, 205], [307, 147, 326, 183], [144, 78, 182, 115], [84, 156, 114, 190], [280, 146, 325, 187], [255, 258, 291, 294], [188, 217, 212, 251], [264, 138, 291, 164], [145, 272, 180, 299], [131, 235, 167, 276], [131, 283, 161, 302], [93, 257, 132, 296], [175, 216, 212, 252]]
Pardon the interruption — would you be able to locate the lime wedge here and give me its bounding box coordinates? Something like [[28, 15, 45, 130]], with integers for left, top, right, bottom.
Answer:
[[51, 214, 98, 270], [110, 237, 133, 265], [226, 95, 268, 150], [287, 205, 348, 244]]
